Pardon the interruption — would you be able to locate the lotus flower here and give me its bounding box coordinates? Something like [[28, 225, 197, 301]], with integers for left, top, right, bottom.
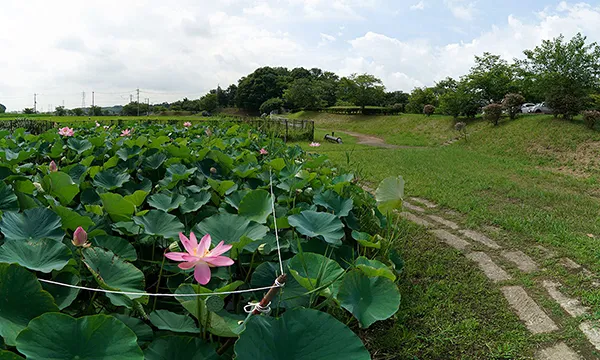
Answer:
[[72, 227, 90, 248], [183, 122, 192, 127], [49, 160, 58, 172], [58, 127, 74, 137], [95, 122, 101, 127], [165, 232, 234, 285], [309, 142, 321, 147], [259, 148, 268, 155], [103, 125, 109, 130], [120, 129, 131, 137]]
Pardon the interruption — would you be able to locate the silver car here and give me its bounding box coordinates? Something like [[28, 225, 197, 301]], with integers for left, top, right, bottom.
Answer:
[[531, 102, 552, 114], [521, 103, 535, 113]]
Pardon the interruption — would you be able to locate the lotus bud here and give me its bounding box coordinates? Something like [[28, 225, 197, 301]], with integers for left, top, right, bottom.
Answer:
[[72, 227, 90, 248], [210, 167, 217, 174], [49, 160, 58, 172], [60, 156, 66, 162], [33, 182, 44, 193]]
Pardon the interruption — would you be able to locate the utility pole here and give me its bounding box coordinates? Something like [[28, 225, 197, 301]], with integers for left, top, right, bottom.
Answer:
[[136, 88, 140, 116], [33, 93, 37, 113], [146, 98, 150, 117], [81, 91, 86, 110], [130, 94, 133, 103], [92, 91, 95, 108]]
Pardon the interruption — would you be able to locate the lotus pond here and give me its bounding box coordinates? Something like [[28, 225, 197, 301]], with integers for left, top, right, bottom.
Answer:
[[0, 121, 403, 359]]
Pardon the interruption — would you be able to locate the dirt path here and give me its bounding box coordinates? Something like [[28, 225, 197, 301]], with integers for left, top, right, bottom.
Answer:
[[327, 130, 427, 149]]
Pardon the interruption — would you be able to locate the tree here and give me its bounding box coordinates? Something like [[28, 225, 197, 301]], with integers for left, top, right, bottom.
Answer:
[[520, 33, 600, 119], [236, 67, 289, 112], [423, 104, 435, 116], [316, 71, 339, 107], [406, 87, 437, 114], [23, 108, 35, 114], [199, 93, 218, 112], [467, 52, 517, 103], [259, 98, 284, 115], [223, 85, 237, 107], [439, 85, 481, 120], [384, 91, 409, 109], [483, 103, 503, 126], [0, 103, 5, 113], [283, 78, 325, 110], [433, 77, 459, 97], [55, 106, 67, 116], [337, 73, 385, 113], [502, 93, 525, 120], [89, 105, 103, 116], [72, 108, 84, 116]]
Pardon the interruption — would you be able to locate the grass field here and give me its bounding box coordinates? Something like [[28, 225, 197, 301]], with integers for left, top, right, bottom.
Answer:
[[293, 111, 600, 358]]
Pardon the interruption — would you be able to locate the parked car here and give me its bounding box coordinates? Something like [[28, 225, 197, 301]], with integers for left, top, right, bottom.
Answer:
[[521, 103, 536, 113], [531, 102, 553, 114]]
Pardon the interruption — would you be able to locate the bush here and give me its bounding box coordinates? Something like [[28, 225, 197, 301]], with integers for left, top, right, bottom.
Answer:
[[483, 103, 503, 125], [322, 106, 402, 115], [391, 103, 404, 112], [259, 98, 284, 115], [502, 93, 525, 120], [423, 104, 435, 117], [546, 91, 581, 120], [454, 121, 467, 141], [582, 110, 600, 129]]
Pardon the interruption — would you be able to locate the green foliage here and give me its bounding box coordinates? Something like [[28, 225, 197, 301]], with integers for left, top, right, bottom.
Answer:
[[259, 97, 284, 115], [439, 85, 481, 119], [199, 93, 218, 112], [54, 106, 67, 116], [466, 52, 517, 103], [283, 78, 326, 110], [483, 103, 503, 126], [406, 87, 438, 114], [423, 104, 435, 116], [338, 74, 386, 113], [582, 110, 600, 129], [0, 103, 5, 113], [236, 66, 289, 112]]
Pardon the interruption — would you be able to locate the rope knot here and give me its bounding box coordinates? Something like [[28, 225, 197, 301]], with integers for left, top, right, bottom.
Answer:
[[244, 301, 272, 315]]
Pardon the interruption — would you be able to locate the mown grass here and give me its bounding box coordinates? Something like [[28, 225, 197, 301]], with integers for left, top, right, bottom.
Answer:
[[293, 112, 600, 358]]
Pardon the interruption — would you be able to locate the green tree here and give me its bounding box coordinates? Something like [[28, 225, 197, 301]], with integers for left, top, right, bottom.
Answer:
[[199, 93, 218, 112], [23, 108, 35, 114], [467, 52, 517, 103], [384, 91, 410, 109], [223, 85, 237, 107], [259, 98, 284, 115], [72, 108, 84, 116], [54, 106, 67, 116], [439, 84, 481, 120], [0, 103, 6, 113], [316, 71, 340, 107], [337, 73, 385, 113], [236, 67, 290, 112], [520, 33, 600, 119], [406, 87, 438, 114], [89, 106, 102, 116], [283, 78, 325, 110]]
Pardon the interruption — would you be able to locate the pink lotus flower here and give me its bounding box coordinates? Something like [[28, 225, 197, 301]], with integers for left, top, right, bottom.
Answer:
[[72, 227, 90, 248], [58, 127, 74, 137], [183, 122, 192, 127], [49, 160, 58, 172], [259, 148, 268, 155], [309, 142, 321, 147], [165, 232, 234, 285], [95, 122, 101, 127], [120, 129, 131, 137], [103, 125, 109, 130]]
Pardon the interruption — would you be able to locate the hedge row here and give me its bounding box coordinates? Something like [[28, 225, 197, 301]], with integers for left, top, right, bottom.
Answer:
[[320, 106, 403, 115]]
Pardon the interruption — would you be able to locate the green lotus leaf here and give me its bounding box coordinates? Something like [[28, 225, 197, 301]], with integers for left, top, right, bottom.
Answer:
[[15, 313, 143, 360], [41, 270, 80, 310], [224, 189, 251, 210], [238, 189, 272, 224], [93, 169, 131, 191], [337, 269, 401, 328], [148, 192, 186, 212], [0, 263, 58, 346], [314, 190, 354, 218], [0, 182, 18, 211], [207, 178, 237, 196], [375, 176, 404, 214], [355, 256, 396, 281], [112, 314, 154, 347], [91, 235, 138, 261], [100, 193, 135, 222], [148, 310, 199, 333], [194, 213, 269, 246], [51, 205, 94, 231], [288, 252, 344, 298], [0, 350, 24, 359], [235, 308, 370, 360], [180, 192, 211, 214], [83, 247, 145, 303], [123, 190, 148, 207], [144, 336, 218, 360], [116, 146, 142, 161], [0, 239, 71, 273], [143, 152, 167, 170], [0, 208, 63, 242], [41, 171, 80, 205], [288, 210, 344, 246], [133, 210, 184, 240], [159, 164, 197, 189], [67, 138, 93, 154], [251, 261, 309, 309]]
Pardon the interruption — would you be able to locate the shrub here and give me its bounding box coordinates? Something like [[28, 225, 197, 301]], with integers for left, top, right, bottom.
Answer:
[[502, 93, 525, 120], [582, 110, 600, 129], [483, 103, 503, 125], [259, 98, 284, 115], [454, 121, 467, 141], [391, 103, 404, 112], [423, 104, 435, 117], [546, 91, 581, 120]]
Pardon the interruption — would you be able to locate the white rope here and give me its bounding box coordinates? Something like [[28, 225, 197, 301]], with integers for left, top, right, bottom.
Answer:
[[36, 151, 286, 298], [38, 279, 282, 297], [269, 168, 285, 276], [244, 301, 272, 314]]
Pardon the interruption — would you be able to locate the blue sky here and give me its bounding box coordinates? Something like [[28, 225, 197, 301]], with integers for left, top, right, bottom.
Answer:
[[1, 1, 599, 111]]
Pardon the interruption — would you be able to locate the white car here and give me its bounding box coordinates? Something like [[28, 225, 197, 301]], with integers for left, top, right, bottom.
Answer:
[[531, 102, 553, 114], [521, 103, 535, 113]]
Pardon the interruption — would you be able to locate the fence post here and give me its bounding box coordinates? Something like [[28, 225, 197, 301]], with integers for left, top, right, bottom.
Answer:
[[285, 120, 288, 143]]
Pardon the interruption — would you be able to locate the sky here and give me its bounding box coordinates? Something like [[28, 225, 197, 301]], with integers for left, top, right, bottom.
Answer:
[[1, 0, 600, 111]]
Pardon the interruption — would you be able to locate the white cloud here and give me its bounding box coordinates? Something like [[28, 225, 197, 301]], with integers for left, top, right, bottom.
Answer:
[[318, 33, 337, 46], [410, 1, 425, 11], [445, 0, 477, 21]]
